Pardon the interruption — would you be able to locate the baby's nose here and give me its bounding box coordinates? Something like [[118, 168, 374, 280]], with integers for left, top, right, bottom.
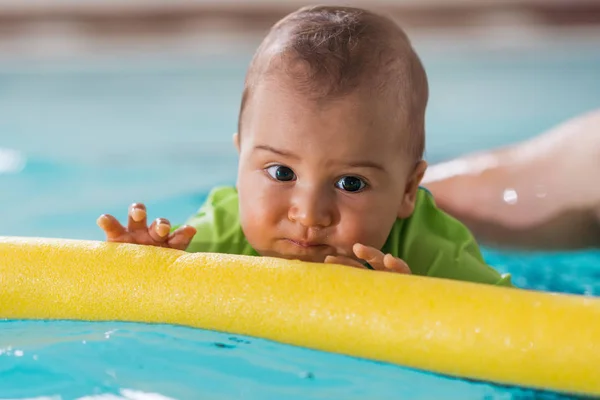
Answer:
[[288, 188, 334, 228]]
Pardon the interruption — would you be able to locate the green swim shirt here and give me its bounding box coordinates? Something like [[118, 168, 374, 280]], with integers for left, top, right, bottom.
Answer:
[[180, 186, 513, 287]]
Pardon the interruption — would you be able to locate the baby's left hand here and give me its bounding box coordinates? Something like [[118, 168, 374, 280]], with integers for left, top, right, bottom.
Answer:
[[325, 243, 411, 274]]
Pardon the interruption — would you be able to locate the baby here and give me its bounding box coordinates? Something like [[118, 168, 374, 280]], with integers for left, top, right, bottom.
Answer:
[[97, 5, 512, 286]]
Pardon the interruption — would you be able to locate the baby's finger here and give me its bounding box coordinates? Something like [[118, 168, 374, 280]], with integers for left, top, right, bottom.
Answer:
[[167, 225, 197, 250], [353, 243, 386, 270], [324, 255, 367, 269], [383, 253, 411, 274], [127, 203, 148, 233], [148, 218, 172, 243], [97, 214, 128, 242]]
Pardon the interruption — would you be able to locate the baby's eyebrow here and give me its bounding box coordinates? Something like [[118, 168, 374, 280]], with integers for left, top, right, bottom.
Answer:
[[344, 160, 386, 172], [254, 145, 300, 159], [254, 144, 386, 172]]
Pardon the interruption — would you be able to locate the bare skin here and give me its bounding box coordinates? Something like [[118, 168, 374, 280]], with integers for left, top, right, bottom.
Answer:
[[97, 204, 196, 251], [423, 109, 600, 250], [98, 206, 410, 273], [97, 81, 422, 274], [233, 80, 421, 274]]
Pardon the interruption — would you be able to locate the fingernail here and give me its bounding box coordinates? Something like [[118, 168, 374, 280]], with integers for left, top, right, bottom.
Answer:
[[184, 226, 197, 238], [156, 223, 170, 238], [131, 208, 146, 222], [96, 215, 106, 227]]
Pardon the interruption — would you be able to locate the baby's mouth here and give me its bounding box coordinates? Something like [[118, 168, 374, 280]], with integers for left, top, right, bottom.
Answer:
[[279, 239, 337, 263], [285, 239, 328, 248]]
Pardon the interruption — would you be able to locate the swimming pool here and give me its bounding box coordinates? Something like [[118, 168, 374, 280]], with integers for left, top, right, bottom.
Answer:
[[1, 38, 600, 399]]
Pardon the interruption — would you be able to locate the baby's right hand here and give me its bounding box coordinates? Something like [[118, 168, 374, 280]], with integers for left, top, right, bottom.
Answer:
[[96, 203, 196, 250]]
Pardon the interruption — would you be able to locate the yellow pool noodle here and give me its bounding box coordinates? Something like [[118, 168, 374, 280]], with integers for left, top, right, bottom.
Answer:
[[0, 236, 599, 396]]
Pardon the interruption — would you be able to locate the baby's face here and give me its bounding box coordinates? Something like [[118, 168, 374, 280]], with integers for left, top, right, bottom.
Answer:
[[235, 81, 423, 263]]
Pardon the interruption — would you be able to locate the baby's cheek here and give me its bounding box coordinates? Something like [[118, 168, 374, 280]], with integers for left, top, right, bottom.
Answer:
[[239, 188, 283, 240], [337, 218, 370, 247], [244, 207, 274, 231], [337, 212, 392, 250], [239, 207, 268, 253], [254, 191, 285, 223]]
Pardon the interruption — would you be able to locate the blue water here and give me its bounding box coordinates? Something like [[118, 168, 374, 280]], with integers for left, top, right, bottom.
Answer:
[[1, 320, 590, 400], [1, 40, 600, 399]]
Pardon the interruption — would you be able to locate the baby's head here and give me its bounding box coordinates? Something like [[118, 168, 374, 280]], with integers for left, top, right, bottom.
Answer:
[[234, 5, 429, 262]]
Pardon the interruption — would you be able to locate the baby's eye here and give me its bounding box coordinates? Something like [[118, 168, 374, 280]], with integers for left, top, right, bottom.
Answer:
[[335, 176, 367, 192], [266, 165, 296, 182]]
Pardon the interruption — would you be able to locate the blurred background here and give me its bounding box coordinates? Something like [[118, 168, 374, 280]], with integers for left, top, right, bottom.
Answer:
[[0, 0, 599, 243]]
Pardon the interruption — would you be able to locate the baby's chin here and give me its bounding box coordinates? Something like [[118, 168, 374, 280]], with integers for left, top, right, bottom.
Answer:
[[259, 251, 328, 264], [256, 247, 356, 265], [249, 239, 358, 264], [251, 246, 327, 264]]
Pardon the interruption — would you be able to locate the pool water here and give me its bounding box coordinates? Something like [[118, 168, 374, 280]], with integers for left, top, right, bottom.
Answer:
[[0, 321, 591, 400], [1, 39, 600, 399]]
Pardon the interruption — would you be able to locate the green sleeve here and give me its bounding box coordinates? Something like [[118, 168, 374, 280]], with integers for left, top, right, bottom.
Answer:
[[173, 186, 257, 256], [383, 188, 514, 287]]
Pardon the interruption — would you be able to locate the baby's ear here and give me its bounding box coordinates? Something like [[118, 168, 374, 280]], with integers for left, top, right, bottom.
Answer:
[[233, 133, 240, 154], [398, 160, 428, 219]]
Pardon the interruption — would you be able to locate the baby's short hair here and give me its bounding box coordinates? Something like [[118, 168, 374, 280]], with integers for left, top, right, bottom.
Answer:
[[238, 5, 429, 160]]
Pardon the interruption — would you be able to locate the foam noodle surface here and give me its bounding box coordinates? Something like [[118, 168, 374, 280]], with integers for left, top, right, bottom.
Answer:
[[1, 236, 599, 395]]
